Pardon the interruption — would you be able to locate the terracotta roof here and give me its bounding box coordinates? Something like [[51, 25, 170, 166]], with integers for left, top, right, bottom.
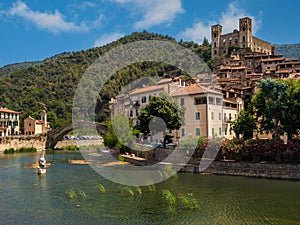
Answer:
[[171, 84, 222, 97], [261, 57, 285, 62], [0, 108, 20, 114], [224, 99, 238, 104], [276, 69, 293, 73], [157, 76, 181, 85], [129, 84, 167, 95]]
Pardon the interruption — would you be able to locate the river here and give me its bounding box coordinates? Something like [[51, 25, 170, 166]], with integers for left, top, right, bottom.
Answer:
[[0, 152, 299, 224]]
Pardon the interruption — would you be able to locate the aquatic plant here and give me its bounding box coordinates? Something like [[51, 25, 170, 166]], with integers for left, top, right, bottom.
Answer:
[[79, 190, 87, 199], [161, 189, 176, 212], [178, 193, 199, 210], [96, 184, 106, 194], [146, 184, 156, 192], [164, 164, 178, 178], [120, 186, 134, 196], [66, 189, 77, 199], [134, 186, 142, 195]]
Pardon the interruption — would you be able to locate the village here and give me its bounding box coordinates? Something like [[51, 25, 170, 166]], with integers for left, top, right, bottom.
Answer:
[[109, 17, 300, 144]]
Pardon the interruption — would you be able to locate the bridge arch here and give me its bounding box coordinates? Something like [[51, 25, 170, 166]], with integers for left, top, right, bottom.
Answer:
[[45, 122, 108, 149]]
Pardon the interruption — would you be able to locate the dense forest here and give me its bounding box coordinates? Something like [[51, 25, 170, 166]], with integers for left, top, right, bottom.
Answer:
[[0, 31, 211, 130]]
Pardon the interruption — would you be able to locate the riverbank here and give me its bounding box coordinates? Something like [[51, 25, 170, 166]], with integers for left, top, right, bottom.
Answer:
[[122, 154, 300, 180]]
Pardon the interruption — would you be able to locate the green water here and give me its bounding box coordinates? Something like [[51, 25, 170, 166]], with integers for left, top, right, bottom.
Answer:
[[0, 152, 299, 224]]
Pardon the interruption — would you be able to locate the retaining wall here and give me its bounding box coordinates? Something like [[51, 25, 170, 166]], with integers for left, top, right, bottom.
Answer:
[[0, 134, 46, 152]]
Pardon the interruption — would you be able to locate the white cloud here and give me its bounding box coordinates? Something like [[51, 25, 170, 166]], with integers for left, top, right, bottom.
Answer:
[[178, 1, 262, 43], [94, 32, 124, 47], [7, 1, 89, 33], [111, 0, 184, 29]]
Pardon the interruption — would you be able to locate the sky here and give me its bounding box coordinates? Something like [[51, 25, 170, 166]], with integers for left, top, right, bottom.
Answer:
[[0, 0, 299, 67]]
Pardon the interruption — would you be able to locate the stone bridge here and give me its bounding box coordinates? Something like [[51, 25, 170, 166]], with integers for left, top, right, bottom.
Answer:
[[45, 122, 108, 149]]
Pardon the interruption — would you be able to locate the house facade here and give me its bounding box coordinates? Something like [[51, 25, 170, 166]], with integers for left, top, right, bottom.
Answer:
[[0, 107, 20, 136], [110, 77, 239, 143], [24, 111, 51, 135]]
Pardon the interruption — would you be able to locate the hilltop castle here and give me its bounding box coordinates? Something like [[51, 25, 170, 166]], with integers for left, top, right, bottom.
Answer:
[[211, 17, 272, 58]]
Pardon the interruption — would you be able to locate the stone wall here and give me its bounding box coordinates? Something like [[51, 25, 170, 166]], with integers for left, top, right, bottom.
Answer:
[[179, 160, 300, 180], [123, 148, 300, 180], [55, 139, 103, 148], [0, 134, 46, 152]]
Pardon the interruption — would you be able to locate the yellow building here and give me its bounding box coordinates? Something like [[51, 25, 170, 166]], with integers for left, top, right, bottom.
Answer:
[[24, 111, 51, 135], [0, 107, 20, 136], [110, 77, 239, 142], [171, 84, 224, 139]]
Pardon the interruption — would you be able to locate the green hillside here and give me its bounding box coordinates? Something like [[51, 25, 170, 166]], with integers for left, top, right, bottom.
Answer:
[[274, 44, 300, 59], [0, 61, 40, 77], [0, 31, 211, 130]]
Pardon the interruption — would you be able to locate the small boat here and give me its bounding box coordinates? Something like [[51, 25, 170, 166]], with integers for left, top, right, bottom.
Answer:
[[38, 150, 46, 175]]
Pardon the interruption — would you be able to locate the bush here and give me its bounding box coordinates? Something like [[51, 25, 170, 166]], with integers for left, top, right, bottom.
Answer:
[[65, 145, 79, 151], [4, 147, 36, 154], [4, 148, 15, 154]]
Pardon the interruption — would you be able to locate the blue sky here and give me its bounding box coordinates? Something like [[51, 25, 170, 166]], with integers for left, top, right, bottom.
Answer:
[[0, 0, 299, 66]]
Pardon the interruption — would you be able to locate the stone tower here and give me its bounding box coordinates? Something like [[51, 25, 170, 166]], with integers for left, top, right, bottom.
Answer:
[[239, 17, 252, 49], [211, 24, 222, 58], [41, 110, 47, 125]]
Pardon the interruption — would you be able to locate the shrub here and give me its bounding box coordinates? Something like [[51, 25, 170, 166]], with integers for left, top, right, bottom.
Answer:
[[4, 148, 15, 154]]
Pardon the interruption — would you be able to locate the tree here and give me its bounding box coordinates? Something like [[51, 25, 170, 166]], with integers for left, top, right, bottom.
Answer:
[[137, 95, 184, 145], [251, 79, 288, 140], [281, 79, 300, 140], [202, 37, 210, 47], [103, 114, 138, 150], [231, 109, 256, 139]]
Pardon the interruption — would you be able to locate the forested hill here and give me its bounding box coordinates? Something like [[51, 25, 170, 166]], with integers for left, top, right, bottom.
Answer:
[[274, 44, 300, 59], [0, 61, 40, 77], [0, 31, 211, 129]]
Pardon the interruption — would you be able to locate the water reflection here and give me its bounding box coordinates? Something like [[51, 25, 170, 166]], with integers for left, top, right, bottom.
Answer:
[[0, 152, 299, 224]]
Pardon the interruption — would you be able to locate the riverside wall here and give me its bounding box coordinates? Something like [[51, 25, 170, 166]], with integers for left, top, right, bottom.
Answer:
[[0, 135, 103, 153], [122, 148, 300, 180], [0, 134, 46, 152]]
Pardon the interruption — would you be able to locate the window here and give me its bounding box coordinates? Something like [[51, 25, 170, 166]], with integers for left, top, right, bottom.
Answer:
[[141, 96, 146, 103], [214, 42, 216, 47], [180, 98, 185, 106], [180, 112, 185, 119], [219, 113, 221, 120], [29, 123, 31, 127], [136, 109, 139, 116], [196, 112, 200, 120], [194, 97, 206, 105], [224, 113, 227, 121], [225, 127, 227, 135], [219, 127, 222, 136], [212, 128, 215, 136], [211, 112, 214, 120], [129, 110, 133, 117], [196, 128, 200, 136], [181, 128, 185, 137], [209, 97, 214, 104], [216, 98, 222, 105], [229, 113, 232, 121], [214, 50, 217, 55]]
